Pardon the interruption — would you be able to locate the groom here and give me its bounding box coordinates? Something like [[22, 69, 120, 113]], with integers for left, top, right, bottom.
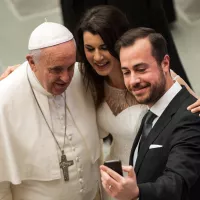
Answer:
[[100, 28, 200, 200]]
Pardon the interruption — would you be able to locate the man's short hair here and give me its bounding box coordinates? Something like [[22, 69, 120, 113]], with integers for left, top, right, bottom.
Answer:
[[115, 27, 168, 65]]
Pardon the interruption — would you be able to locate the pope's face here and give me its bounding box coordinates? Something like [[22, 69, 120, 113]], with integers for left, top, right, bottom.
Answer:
[[29, 40, 76, 95]]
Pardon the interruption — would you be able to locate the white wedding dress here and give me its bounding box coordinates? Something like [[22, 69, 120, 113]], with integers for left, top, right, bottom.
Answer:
[[98, 82, 147, 165], [97, 82, 147, 200]]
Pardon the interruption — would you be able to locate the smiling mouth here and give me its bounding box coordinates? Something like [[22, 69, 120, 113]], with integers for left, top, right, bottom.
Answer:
[[133, 86, 149, 95], [94, 62, 109, 68]]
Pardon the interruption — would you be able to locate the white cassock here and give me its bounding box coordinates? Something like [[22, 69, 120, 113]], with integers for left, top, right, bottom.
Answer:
[[0, 62, 101, 200]]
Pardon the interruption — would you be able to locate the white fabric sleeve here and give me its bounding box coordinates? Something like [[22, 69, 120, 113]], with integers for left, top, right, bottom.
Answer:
[[98, 126, 109, 139], [0, 182, 12, 200]]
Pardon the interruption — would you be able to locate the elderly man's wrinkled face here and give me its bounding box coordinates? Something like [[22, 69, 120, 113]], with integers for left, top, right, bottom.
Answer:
[[28, 40, 76, 95]]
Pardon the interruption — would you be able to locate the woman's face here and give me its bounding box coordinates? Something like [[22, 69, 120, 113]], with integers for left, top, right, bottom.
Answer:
[[83, 31, 120, 76]]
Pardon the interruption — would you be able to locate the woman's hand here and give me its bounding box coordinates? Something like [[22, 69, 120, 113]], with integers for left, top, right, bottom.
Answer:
[[188, 99, 200, 115], [0, 64, 20, 81]]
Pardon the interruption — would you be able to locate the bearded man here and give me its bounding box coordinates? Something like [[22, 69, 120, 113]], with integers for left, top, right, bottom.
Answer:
[[100, 27, 200, 200]]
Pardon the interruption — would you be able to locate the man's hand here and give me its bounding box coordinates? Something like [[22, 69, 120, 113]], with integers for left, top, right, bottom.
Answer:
[[100, 165, 139, 200], [0, 64, 20, 81]]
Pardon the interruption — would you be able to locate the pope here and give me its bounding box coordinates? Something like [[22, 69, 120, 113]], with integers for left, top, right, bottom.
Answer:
[[0, 22, 101, 200]]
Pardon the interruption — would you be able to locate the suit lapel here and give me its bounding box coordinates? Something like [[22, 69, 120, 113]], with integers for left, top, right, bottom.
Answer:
[[134, 87, 190, 174], [135, 111, 172, 173]]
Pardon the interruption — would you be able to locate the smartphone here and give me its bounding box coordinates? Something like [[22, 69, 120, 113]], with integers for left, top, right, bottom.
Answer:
[[104, 160, 123, 176]]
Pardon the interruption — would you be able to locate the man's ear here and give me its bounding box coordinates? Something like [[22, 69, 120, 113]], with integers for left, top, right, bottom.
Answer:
[[161, 55, 170, 73], [26, 54, 37, 72]]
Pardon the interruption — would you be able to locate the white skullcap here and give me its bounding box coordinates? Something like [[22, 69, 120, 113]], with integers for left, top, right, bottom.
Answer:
[[28, 22, 73, 50]]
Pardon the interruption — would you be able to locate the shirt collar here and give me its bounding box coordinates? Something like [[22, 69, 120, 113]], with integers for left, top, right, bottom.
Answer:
[[150, 81, 182, 117]]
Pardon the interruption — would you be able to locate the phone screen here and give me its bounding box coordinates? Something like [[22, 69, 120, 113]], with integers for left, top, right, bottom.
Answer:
[[104, 160, 123, 176]]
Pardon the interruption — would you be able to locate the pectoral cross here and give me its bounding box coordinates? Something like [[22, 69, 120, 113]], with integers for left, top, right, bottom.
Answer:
[[60, 151, 74, 181]]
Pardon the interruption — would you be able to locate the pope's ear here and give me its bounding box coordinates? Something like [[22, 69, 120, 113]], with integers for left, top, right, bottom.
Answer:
[[26, 54, 37, 72]]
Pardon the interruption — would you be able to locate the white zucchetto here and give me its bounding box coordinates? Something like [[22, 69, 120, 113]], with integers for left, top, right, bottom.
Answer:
[[28, 22, 73, 50]]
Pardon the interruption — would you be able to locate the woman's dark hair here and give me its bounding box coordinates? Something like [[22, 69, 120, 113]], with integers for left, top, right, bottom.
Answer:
[[76, 5, 129, 108]]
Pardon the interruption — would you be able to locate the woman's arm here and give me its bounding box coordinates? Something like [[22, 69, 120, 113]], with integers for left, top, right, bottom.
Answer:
[[170, 69, 198, 98], [171, 70, 200, 114]]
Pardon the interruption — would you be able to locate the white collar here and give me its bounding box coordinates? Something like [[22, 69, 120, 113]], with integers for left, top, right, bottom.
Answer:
[[26, 62, 65, 98], [150, 81, 182, 117]]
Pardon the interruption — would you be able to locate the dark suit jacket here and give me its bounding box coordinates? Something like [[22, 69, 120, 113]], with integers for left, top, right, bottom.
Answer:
[[60, 0, 191, 87], [129, 87, 200, 200]]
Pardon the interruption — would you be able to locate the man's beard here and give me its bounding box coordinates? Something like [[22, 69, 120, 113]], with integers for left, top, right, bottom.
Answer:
[[130, 70, 166, 105]]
